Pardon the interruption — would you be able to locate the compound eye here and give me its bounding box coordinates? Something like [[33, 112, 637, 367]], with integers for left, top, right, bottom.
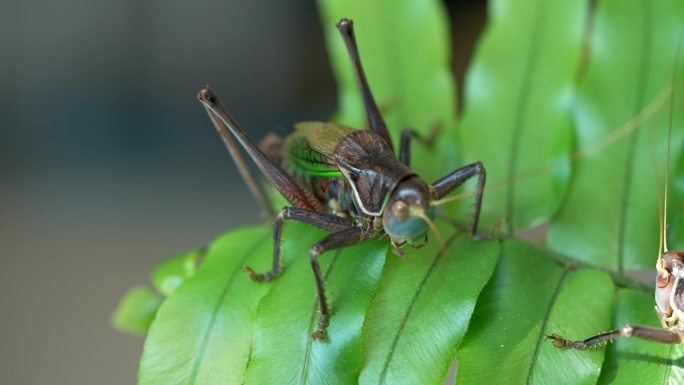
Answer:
[[657, 269, 670, 288], [391, 200, 409, 220]]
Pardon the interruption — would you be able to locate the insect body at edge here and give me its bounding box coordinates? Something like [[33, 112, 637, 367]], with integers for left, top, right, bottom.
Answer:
[[197, 19, 487, 339], [546, 57, 684, 350]]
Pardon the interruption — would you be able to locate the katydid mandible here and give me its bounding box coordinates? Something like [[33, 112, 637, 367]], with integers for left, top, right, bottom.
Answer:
[[198, 19, 486, 340]]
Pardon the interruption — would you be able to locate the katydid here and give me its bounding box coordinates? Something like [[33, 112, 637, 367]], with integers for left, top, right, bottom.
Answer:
[[197, 19, 486, 339]]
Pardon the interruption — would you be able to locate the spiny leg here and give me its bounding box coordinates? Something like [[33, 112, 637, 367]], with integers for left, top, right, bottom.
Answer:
[[310, 226, 371, 339], [399, 126, 441, 166], [547, 324, 681, 350], [430, 162, 486, 236], [336, 19, 394, 151], [198, 87, 324, 211], [245, 207, 352, 281]]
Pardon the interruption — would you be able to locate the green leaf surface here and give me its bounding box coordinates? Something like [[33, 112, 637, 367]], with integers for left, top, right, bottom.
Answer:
[[117, 0, 684, 383], [152, 247, 205, 297], [115, 247, 206, 337], [317, 0, 458, 182], [458, 240, 614, 385], [139, 226, 272, 385], [454, 0, 588, 233], [359, 224, 500, 385], [112, 286, 163, 335], [243, 236, 388, 385], [598, 289, 684, 385], [547, 0, 684, 272], [670, 148, 684, 251]]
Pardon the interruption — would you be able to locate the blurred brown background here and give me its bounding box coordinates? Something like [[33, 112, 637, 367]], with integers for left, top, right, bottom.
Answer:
[[0, 0, 484, 383]]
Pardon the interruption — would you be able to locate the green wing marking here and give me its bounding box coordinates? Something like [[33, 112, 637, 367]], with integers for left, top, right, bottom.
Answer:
[[284, 121, 355, 177]]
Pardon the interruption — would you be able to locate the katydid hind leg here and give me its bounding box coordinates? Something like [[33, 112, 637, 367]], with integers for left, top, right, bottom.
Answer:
[[201, 99, 275, 216], [547, 324, 681, 350], [309, 226, 370, 339], [336, 19, 394, 151], [431, 162, 486, 236], [244, 207, 353, 282], [198, 87, 324, 211]]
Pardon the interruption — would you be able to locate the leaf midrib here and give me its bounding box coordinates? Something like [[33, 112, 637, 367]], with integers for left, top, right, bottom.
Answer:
[[660, 345, 675, 385], [524, 266, 571, 385], [616, 0, 651, 274], [505, 1, 548, 235], [299, 249, 343, 385], [186, 234, 269, 385], [377, 232, 461, 384]]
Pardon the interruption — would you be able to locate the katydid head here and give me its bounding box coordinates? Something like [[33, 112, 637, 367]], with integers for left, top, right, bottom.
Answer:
[[655, 250, 684, 319], [383, 177, 440, 247]]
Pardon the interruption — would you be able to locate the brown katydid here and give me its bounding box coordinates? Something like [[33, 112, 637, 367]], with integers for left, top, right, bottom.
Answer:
[[196, 19, 486, 340]]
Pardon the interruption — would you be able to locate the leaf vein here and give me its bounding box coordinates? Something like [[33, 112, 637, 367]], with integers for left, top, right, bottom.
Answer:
[[299, 249, 344, 385], [186, 234, 269, 385], [377, 233, 460, 384], [616, 0, 650, 274], [525, 265, 571, 385], [505, 1, 548, 234]]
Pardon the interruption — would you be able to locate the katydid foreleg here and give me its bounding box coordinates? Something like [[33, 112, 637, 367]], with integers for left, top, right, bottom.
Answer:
[[430, 162, 487, 236], [244, 207, 352, 281], [547, 324, 681, 349], [309, 225, 375, 339]]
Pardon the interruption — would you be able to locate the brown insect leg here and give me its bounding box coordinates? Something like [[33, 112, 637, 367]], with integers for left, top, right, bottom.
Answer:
[[547, 324, 681, 350], [309, 226, 371, 340], [245, 207, 352, 282], [336, 19, 394, 151], [198, 87, 324, 211], [201, 99, 275, 216], [431, 162, 487, 236], [399, 126, 440, 167]]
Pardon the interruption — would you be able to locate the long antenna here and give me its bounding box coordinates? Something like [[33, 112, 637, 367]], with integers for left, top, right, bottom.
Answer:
[[664, 29, 684, 252], [426, 82, 672, 208], [651, 137, 665, 256], [663, 101, 672, 253]]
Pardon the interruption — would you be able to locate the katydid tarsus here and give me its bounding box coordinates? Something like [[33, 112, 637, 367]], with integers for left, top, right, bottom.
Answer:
[[197, 19, 486, 339]]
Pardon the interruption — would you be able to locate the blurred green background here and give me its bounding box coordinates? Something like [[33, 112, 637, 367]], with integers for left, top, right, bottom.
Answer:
[[0, 0, 485, 383]]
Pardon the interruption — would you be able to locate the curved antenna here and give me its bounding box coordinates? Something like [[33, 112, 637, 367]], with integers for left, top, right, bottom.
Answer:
[[427, 83, 672, 210], [663, 109, 672, 254], [650, 135, 665, 256], [430, 191, 473, 207], [414, 209, 446, 256]]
